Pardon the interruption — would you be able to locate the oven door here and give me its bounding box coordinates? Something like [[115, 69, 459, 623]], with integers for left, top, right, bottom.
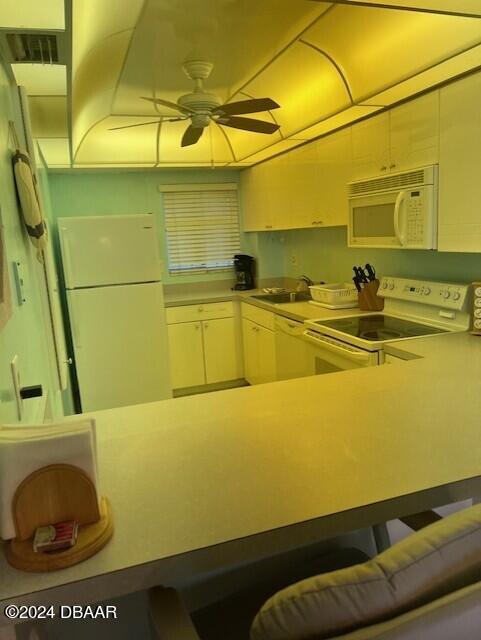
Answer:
[[303, 330, 379, 374], [348, 190, 406, 248]]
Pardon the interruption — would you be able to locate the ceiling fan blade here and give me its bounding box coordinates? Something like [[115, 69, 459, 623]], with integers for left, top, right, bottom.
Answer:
[[141, 97, 193, 115], [214, 98, 280, 116], [181, 125, 204, 147], [218, 116, 280, 134], [109, 120, 161, 131]]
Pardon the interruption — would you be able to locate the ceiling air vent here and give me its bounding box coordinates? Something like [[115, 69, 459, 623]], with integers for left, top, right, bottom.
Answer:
[[6, 33, 59, 64]]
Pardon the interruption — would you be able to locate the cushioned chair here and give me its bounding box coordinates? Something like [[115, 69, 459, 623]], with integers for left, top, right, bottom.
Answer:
[[149, 504, 481, 640]]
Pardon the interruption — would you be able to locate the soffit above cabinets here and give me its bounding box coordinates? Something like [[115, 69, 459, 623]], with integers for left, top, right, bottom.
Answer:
[[9, 0, 481, 168]]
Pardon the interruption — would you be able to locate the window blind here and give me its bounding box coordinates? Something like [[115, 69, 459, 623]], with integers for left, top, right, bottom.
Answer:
[[163, 188, 241, 274]]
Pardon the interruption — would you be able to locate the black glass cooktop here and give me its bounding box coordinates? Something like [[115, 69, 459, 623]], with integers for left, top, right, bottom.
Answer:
[[314, 314, 448, 342]]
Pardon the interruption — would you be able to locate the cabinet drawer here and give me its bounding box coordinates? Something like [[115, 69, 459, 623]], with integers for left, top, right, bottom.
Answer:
[[241, 302, 275, 330], [166, 301, 234, 324]]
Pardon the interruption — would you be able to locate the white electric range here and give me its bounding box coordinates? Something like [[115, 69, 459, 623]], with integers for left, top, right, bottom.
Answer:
[[303, 277, 470, 373]]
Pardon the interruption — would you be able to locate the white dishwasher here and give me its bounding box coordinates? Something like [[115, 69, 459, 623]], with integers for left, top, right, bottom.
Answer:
[[275, 315, 311, 381]]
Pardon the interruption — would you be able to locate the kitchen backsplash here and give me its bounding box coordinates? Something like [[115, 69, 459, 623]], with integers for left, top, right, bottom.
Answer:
[[280, 226, 481, 285]]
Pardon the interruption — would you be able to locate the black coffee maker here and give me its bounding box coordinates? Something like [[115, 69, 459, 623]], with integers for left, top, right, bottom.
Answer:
[[233, 254, 255, 290]]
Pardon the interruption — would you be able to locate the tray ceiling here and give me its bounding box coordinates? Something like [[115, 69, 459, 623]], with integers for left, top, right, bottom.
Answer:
[[13, 0, 481, 168]]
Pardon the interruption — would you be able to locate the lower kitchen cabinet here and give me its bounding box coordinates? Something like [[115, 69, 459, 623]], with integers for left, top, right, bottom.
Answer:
[[242, 318, 276, 385], [203, 317, 241, 384], [167, 302, 243, 391], [168, 321, 205, 389]]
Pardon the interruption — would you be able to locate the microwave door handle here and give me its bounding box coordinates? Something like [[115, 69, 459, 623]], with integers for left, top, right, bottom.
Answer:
[[303, 331, 371, 364], [394, 191, 407, 246]]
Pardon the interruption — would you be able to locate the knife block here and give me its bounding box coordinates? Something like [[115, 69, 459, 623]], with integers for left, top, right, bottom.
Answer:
[[358, 279, 384, 311], [5, 464, 113, 572]]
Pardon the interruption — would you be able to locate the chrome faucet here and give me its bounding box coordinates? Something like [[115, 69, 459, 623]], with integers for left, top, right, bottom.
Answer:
[[296, 275, 314, 292]]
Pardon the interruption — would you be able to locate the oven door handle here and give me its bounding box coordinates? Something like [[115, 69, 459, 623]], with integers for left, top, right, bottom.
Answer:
[[303, 330, 372, 363], [393, 190, 407, 246]]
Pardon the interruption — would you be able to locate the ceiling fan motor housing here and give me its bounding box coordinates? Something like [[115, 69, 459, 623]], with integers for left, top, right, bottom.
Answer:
[[191, 113, 211, 128], [178, 91, 222, 113]]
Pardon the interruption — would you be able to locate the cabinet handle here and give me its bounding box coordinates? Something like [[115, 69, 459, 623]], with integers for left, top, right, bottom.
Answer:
[[204, 322, 209, 328], [380, 165, 387, 171], [198, 306, 203, 312], [389, 163, 396, 169], [265, 225, 273, 229], [195, 324, 200, 330]]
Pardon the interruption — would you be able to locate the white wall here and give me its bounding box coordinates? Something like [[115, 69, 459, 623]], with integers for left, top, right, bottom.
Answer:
[[0, 61, 62, 422]]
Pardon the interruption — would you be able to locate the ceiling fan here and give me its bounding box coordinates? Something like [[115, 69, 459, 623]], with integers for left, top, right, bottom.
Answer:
[[109, 60, 281, 147]]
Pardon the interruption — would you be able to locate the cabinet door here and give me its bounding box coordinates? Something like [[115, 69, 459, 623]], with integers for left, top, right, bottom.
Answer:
[[256, 325, 277, 384], [438, 74, 481, 252], [351, 112, 390, 180], [242, 318, 258, 384], [167, 322, 205, 389], [389, 91, 439, 172], [316, 129, 352, 226], [269, 153, 296, 230], [286, 143, 323, 229], [203, 318, 241, 384], [240, 162, 274, 231]]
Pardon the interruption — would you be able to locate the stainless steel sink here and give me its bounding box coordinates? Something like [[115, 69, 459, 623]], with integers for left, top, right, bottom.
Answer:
[[250, 292, 312, 304]]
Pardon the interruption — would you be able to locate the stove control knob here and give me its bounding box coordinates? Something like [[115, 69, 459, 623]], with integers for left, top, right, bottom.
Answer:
[[474, 319, 481, 329], [442, 290, 450, 299], [382, 281, 388, 289], [388, 283, 395, 291], [423, 287, 431, 295], [452, 291, 461, 301]]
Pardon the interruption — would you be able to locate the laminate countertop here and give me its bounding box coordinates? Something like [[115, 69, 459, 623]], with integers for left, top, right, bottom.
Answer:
[[1, 331, 480, 624], [164, 288, 369, 322]]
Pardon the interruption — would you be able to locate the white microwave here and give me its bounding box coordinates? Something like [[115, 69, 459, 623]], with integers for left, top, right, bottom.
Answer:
[[348, 165, 438, 249]]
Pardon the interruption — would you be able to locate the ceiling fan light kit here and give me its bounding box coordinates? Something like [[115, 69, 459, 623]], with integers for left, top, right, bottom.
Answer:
[[111, 60, 281, 147]]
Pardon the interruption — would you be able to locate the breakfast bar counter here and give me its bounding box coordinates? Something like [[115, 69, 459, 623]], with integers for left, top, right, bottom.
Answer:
[[1, 331, 481, 626]]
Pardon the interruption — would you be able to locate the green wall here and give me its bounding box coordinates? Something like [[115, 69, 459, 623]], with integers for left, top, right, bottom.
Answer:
[[281, 226, 481, 284], [49, 170, 239, 283], [47, 170, 286, 283], [0, 63, 62, 422], [48, 169, 481, 288]]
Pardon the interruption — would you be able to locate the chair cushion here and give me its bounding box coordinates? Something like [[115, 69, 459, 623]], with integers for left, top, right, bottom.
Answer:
[[250, 504, 481, 640]]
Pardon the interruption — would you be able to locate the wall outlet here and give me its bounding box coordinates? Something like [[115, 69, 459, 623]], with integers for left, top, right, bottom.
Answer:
[[290, 254, 298, 266]]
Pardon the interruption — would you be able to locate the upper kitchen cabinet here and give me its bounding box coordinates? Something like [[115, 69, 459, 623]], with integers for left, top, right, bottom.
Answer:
[[438, 73, 481, 252], [351, 112, 390, 180], [240, 161, 274, 231], [241, 128, 351, 231], [389, 92, 439, 173], [351, 92, 439, 180], [283, 143, 321, 229], [315, 128, 351, 227]]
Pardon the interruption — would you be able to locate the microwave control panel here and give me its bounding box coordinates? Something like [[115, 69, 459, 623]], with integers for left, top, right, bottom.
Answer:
[[406, 191, 425, 243]]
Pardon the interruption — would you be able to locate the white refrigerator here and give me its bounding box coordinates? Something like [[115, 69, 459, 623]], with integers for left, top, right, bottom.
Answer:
[[58, 214, 172, 412]]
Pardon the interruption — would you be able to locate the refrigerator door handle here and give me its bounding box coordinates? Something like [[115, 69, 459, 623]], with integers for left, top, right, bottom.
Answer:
[[69, 296, 82, 349], [60, 227, 75, 288]]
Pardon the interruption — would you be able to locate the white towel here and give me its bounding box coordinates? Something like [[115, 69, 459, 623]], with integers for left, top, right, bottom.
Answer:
[[0, 419, 98, 540]]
